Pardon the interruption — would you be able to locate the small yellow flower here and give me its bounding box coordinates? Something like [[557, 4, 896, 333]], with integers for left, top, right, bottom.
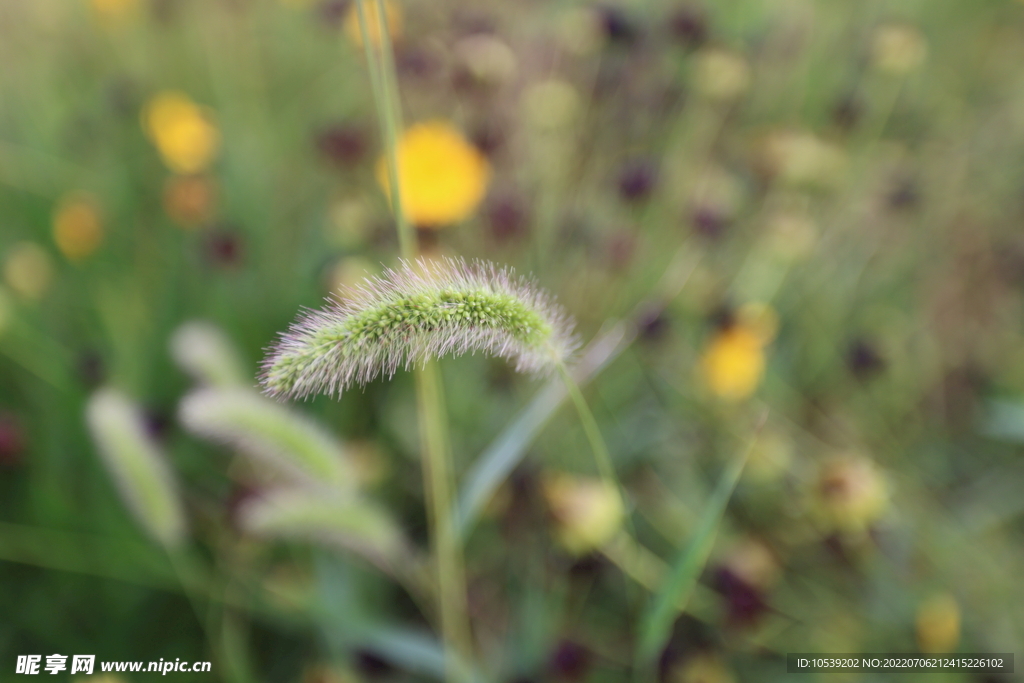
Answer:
[[90, 0, 139, 21], [719, 537, 780, 590], [765, 208, 818, 260], [3, 242, 54, 301], [326, 197, 374, 248], [523, 80, 581, 131], [668, 653, 736, 683], [454, 34, 518, 87], [302, 664, 361, 683], [872, 24, 927, 75], [377, 121, 491, 227], [810, 454, 889, 534], [916, 594, 960, 654], [542, 473, 623, 555], [163, 174, 217, 228], [701, 325, 766, 401], [693, 48, 751, 101], [323, 256, 377, 295], [344, 0, 402, 47], [758, 130, 847, 188], [53, 193, 104, 261], [142, 91, 221, 174]]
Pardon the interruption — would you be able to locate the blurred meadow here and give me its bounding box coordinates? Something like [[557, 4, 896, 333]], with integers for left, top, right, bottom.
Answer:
[[1, 0, 1024, 681]]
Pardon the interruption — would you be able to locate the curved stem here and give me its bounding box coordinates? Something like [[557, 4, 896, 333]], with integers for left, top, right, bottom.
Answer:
[[556, 362, 616, 486]]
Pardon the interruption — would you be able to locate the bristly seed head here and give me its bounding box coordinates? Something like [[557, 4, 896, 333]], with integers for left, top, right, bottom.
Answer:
[[261, 257, 578, 400]]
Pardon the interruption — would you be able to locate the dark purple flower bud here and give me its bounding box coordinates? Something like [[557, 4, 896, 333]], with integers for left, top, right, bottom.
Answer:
[[317, 0, 350, 27], [887, 179, 919, 210], [846, 339, 885, 379], [636, 305, 669, 341], [607, 231, 636, 270], [0, 413, 25, 467], [354, 649, 393, 678], [315, 124, 369, 168], [396, 44, 442, 81], [203, 226, 245, 268], [549, 640, 591, 681], [668, 6, 708, 49], [691, 206, 728, 240], [713, 566, 768, 626], [618, 159, 658, 202], [832, 96, 862, 131], [471, 123, 506, 158], [708, 304, 736, 331], [598, 6, 640, 46], [77, 351, 105, 389], [487, 193, 530, 243]]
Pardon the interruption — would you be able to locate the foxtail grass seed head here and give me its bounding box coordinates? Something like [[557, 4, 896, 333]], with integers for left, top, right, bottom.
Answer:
[[261, 257, 578, 400], [179, 388, 355, 489], [86, 388, 187, 548], [170, 320, 248, 387], [237, 487, 404, 564]]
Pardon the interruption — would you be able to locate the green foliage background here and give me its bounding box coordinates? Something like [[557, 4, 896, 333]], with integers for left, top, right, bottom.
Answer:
[[1, 0, 1023, 681]]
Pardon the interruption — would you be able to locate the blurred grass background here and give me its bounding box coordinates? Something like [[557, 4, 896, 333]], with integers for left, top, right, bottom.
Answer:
[[1, 0, 1024, 681]]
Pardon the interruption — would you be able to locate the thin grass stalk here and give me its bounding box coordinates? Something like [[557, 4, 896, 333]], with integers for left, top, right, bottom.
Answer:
[[556, 363, 617, 486], [355, 0, 414, 261], [352, 5, 474, 679], [416, 361, 473, 681]]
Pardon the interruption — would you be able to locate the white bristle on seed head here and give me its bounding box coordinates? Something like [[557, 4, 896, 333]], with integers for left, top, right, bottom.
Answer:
[[178, 387, 354, 489], [86, 388, 187, 548], [261, 257, 578, 400]]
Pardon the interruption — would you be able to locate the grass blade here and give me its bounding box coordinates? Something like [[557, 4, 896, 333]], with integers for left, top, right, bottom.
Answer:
[[635, 415, 765, 668], [454, 321, 635, 539]]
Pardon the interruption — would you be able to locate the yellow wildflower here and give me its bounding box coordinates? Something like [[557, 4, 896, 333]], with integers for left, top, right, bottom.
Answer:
[[701, 325, 766, 401], [323, 256, 377, 295], [916, 594, 960, 654], [693, 48, 751, 101], [376, 121, 491, 227], [326, 197, 374, 248], [810, 454, 889, 534], [757, 130, 847, 188], [523, 80, 581, 131], [302, 664, 362, 683], [3, 242, 54, 301], [142, 91, 221, 174], [163, 174, 217, 228], [668, 653, 736, 683], [542, 473, 623, 556], [53, 193, 104, 261], [344, 0, 402, 47], [90, 0, 138, 21], [872, 24, 927, 75]]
